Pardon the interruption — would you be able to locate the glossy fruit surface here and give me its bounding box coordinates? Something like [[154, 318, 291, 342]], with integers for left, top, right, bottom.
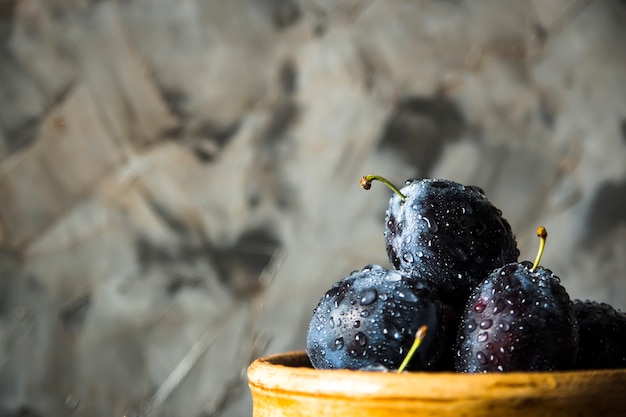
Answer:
[[384, 178, 519, 300], [455, 261, 578, 373], [306, 264, 446, 371], [573, 300, 626, 369]]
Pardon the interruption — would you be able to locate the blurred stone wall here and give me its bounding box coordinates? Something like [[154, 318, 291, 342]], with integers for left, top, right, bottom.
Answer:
[[1, 0, 625, 416]]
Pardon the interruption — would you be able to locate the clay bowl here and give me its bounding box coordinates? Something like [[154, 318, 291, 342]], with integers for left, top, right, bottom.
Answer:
[[248, 350, 626, 417]]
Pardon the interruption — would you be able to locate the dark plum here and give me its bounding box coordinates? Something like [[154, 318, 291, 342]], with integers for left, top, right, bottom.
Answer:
[[361, 175, 519, 303], [306, 264, 448, 371], [573, 299, 626, 369], [455, 227, 579, 372]]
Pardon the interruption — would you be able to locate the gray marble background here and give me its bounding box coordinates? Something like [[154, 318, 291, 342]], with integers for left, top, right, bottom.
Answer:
[[1, 1, 625, 416]]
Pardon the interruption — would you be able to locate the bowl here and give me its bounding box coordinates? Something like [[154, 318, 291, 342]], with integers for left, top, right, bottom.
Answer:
[[247, 350, 626, 417]]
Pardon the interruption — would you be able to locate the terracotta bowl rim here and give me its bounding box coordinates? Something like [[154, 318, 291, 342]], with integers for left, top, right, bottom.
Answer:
[[247, 350, 626, 400]]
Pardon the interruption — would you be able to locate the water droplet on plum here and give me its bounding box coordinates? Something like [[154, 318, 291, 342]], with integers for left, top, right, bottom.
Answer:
[[467, 319, 477, 332], [331, 337, 344, 351], [385, 272, 402, 282], [498, 321, 510, 332], [493, 299, 506, 314], [474, 300, 487, 313], [421, 214, 439, 233], [355, 332, 367, 347], [479, 319, 493, 329], [359, 289, 378, 306], [383, 320, 402, 340]]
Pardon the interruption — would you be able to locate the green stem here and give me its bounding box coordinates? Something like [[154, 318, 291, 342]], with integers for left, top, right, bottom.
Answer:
[[397, 325, 427, 373], [360, 174, 406, 201], [532, 226, 547, 271]]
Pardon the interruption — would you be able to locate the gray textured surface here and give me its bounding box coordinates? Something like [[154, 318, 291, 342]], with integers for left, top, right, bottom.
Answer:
[[1, 1, 626, 416]]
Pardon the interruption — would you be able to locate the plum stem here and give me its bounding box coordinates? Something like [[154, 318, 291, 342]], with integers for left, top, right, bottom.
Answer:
[[532, 226, 547, 271], [397, 325, 427, 373], [360, 174, 406, 201]]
